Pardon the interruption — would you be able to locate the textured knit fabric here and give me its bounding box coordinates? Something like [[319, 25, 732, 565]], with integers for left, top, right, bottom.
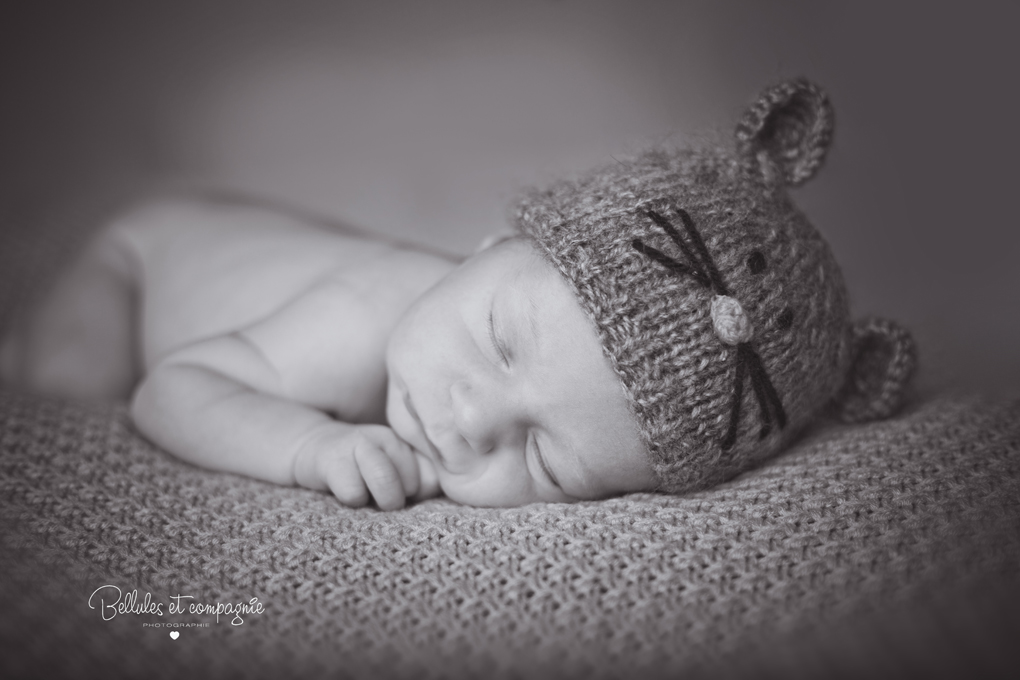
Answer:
[[515, 79, 917, 494], [1, 95, 1018, 679], [2, 392, 1019, 679]]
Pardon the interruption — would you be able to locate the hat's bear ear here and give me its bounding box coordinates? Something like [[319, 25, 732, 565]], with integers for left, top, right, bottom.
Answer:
[[834, 317, 917, 423], [735, 78, 834, 187]]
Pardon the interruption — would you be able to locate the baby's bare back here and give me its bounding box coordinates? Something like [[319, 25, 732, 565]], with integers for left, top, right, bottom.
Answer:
[[110, 200, 394, 368], [3, 197, 454, 419]]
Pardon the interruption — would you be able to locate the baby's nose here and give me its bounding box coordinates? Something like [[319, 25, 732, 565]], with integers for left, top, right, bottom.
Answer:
[[449, 379, 517, 454]]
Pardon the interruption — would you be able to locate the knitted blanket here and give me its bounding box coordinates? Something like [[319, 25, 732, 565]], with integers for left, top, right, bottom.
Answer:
[[2, 392, 1019, 679], [2, 216, 1019, 679]]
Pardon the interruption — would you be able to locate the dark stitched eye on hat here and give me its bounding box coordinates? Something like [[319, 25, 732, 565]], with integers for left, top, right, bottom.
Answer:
[[746, 251, 766, 274], [631, 207, 787, 450], [777, 308, 794, 330]]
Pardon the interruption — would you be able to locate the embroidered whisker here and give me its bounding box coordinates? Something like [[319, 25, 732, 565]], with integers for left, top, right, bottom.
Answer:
[[747, 358, 774, 439], [631, 239, 711, 289], [745, 347, 787, 429], [674, 207, 729, 295], [722, 347, 748, 450], [644, 210, 711, 286]]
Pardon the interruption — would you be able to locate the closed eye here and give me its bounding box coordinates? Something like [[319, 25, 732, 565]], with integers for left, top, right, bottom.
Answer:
[[531, 433, 560, 489], [487, 310, 510, 366]]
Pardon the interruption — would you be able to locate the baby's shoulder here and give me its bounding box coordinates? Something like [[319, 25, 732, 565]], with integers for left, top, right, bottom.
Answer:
[[111, 196, 400, 306], [109, 196, 384, 266]]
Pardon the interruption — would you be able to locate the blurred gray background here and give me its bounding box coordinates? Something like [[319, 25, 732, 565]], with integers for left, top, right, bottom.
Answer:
[[2, 0, 1017, 395]]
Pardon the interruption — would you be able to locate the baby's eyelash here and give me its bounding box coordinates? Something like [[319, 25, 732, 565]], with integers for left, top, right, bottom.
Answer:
[[487, 310, 509, 366]]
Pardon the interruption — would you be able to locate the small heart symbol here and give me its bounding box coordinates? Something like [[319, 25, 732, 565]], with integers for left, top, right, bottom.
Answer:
[[170, 631, 179, 640]]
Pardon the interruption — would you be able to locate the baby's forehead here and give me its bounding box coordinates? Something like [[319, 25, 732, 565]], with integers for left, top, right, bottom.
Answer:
[[470, 234, 549, 282], [500, 239, 579, 308]]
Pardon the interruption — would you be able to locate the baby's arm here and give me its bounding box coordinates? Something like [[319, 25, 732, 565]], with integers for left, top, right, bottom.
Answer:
[[131, 294, 439, 510]]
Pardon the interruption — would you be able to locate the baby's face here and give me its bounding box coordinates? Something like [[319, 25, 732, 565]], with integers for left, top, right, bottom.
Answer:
[[385, 238, 656, 507]]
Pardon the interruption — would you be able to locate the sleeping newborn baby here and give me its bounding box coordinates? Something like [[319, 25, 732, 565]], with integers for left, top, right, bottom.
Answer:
[[0, 79, 916, 509]]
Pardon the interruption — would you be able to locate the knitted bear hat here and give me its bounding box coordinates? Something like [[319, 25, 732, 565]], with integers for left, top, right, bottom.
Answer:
[[514, 79, 916, 494]]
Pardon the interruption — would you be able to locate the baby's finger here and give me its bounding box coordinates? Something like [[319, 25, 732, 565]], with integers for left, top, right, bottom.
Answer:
[[378, 435, 421, 499], [412, 451, 441, 501], [322, 452, 370, 507], [353, 441, 406, 511]]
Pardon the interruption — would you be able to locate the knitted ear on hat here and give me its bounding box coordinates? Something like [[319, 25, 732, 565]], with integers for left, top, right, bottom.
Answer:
[[835, 317, 917, 423], [735, 78, 834, 187]]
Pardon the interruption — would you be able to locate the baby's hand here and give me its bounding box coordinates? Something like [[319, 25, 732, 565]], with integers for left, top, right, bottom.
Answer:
[[292, 422, 437, 510]]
